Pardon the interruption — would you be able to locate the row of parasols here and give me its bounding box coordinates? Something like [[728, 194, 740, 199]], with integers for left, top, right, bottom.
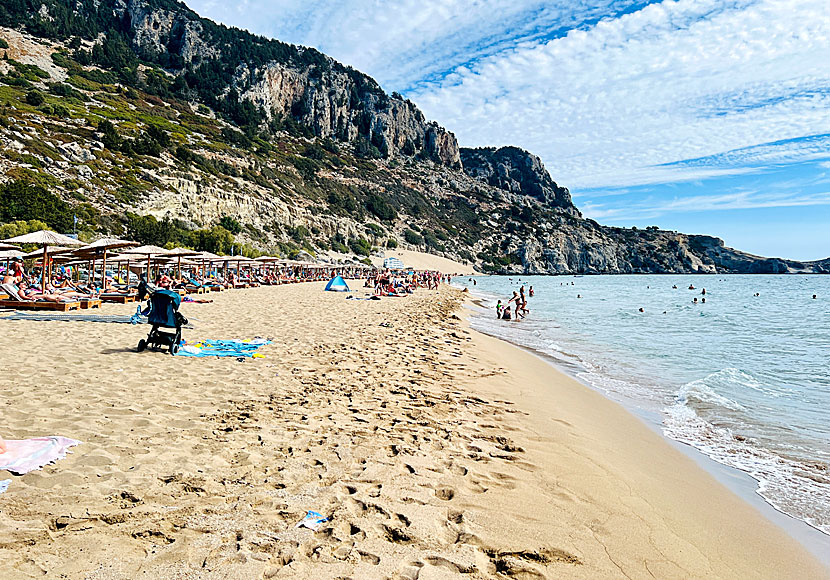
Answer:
[[0, 229, 375, 290]]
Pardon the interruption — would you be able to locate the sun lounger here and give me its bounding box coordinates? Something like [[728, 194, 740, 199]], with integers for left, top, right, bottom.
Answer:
[[100, 293, 136, 304], [0, 299, 81, 311], [79, 298, 102, 309], [0, 283, 82, 311]]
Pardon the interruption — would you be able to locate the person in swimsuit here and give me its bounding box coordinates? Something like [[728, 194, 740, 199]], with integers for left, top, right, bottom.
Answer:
[[2, 258, 24, 285]]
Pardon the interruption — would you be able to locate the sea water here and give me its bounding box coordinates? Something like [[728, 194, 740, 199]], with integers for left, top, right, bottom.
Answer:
[[457, 274, 830, 536]]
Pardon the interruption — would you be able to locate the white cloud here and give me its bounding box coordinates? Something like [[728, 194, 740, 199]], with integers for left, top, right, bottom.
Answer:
[[582, 188, 830, 221], [183, 0, 639, 90], [409, 0, 830, 189]]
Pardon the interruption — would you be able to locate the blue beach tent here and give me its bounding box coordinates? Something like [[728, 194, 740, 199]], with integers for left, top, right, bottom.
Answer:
[[324, 275, 350, 292]]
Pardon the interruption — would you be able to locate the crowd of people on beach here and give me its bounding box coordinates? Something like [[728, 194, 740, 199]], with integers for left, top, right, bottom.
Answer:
[[365, 271, 450, 297]]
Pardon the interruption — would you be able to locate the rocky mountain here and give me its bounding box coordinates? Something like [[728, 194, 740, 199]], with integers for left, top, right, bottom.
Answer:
[[0, 1, 827, 274], [461, 146, 577, 214], [1, 0, 460, 166]]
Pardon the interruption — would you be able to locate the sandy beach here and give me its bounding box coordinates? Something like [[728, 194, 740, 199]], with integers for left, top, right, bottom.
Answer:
[[0, 281, 827, 579]]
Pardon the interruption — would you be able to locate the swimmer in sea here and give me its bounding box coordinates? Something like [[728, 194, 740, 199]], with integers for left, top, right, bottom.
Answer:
[[577, 294, 582, 298], [529, 286, 534, 297], [813, 295, 817, 299], [701, 297, 706, 303], [689, 284, 695, 290], [672, 285, 678, 289], [693, 297, 698, 303], [701, 288, 706, 295], [638, 307, 644, 312]]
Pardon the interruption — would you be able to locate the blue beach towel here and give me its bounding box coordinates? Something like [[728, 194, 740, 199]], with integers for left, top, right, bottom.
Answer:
[[176, 338, 270, 358]]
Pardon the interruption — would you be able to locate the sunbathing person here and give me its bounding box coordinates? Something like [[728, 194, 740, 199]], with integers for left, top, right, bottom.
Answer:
[[15, 281, 75, 303], [183, 295, 214, 303]]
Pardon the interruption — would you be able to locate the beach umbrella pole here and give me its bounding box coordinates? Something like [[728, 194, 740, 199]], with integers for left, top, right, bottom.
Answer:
[[102, 249, 108, 292]]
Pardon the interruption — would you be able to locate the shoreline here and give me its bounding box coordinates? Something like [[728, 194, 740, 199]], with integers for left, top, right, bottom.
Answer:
[[0, 282, 827, 578], [461, 297, 830, 565], [455, 294, 828, 577]]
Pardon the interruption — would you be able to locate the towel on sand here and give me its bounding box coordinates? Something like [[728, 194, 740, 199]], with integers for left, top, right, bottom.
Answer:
[[0, 479, 10, 494], [0, 436, 81, 475], [176, 338, 270, 358]]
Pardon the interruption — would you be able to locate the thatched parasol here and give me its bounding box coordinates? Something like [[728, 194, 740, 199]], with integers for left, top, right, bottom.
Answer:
[[73, 238, 139, 290], [162, 248, 200, 279], [118, 245, 169, 281], [1, 230, 84, 284]]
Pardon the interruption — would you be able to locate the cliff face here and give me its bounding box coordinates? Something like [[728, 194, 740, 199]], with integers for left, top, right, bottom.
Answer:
[[513, 227, 830, 274], [244, 62, 461, 166], [461, 146, 577, 214], [112, 0, 461, 167]]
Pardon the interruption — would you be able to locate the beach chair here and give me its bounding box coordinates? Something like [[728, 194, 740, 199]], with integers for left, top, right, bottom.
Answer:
[[0, 283, 81, 311], [100, 293, 136, 304], [137, 289, 185, 355]]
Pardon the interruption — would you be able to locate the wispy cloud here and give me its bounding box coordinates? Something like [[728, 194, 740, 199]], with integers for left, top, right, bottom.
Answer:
[[582, 187, 830, 221], [184, 0, 654, 92], [409, 0, 830, 189]]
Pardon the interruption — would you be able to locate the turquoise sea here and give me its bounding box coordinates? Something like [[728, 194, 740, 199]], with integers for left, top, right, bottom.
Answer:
[[457, 274, 830, 536]]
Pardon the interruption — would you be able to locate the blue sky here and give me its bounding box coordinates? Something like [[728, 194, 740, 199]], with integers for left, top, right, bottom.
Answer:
[[184, 0, 830, 260]]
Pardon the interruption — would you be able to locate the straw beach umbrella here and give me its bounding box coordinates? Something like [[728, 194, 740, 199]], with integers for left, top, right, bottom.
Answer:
[[119, 244, 169, 281], [2, 230, 84, 284], [0, 242, 20, 251], [164, 248, 200, 279], [74, 238, 139, 291]]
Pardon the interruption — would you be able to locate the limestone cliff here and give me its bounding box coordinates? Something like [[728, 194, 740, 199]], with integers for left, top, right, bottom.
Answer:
[[111, 0, 461, 167], [460, 146, 577, 214]]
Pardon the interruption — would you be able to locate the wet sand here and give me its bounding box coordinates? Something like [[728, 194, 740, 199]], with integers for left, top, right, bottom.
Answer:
[[0, 283, 826, 578]]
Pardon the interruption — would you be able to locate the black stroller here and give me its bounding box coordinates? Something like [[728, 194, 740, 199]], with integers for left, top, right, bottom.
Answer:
[[137, 289, 185, 355]]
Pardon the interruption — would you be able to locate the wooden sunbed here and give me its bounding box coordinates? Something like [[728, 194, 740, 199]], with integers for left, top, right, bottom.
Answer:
[[79, 299, 102, 309], [100, 294, 136, 304], [0, 300, 81, 311]]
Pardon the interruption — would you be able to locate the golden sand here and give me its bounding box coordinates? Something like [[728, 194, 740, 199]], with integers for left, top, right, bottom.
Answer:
[[0, 283, 825, 578]]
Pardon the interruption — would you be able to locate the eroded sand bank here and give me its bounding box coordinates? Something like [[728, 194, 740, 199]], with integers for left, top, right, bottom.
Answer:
[[0, 284, 825, 578]]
